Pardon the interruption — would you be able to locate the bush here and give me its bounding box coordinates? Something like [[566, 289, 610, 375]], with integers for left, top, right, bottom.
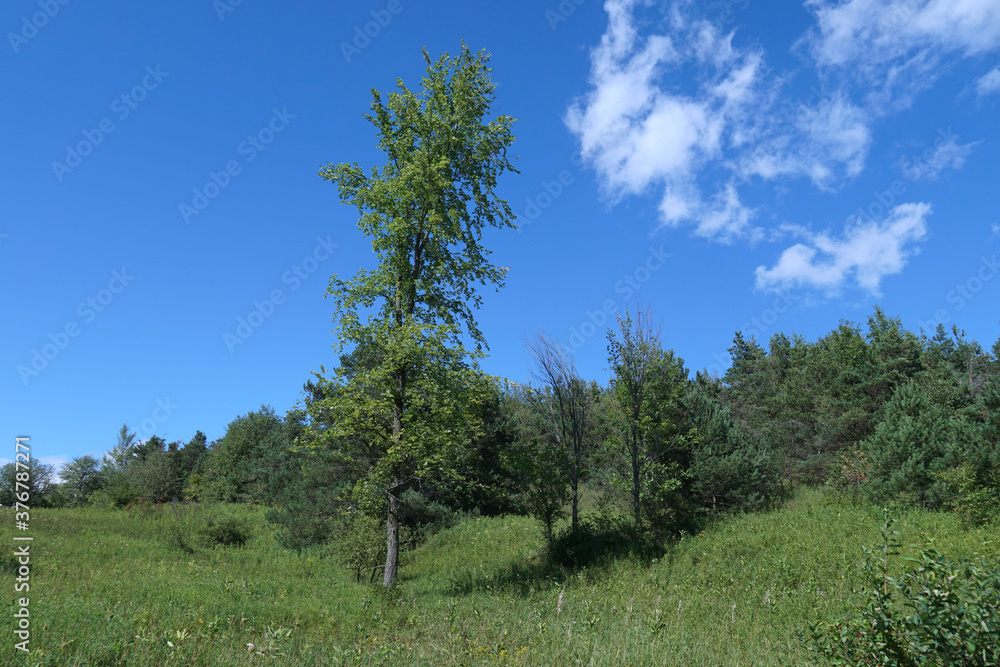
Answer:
[[200, 516, 253, 548], [938, 463, 1000, 527], [806, 510, 1000, 665], [332, 512, 386, 582]]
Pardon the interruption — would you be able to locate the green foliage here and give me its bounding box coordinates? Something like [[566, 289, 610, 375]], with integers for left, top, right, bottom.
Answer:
[[938, 462, 1000, 527], [200, 515, 253, 548], [131, 446, 183, 503], [606, 310, 695, 531], [444, 375, 524, 516], [200, 406, 290, 503], [0, 460, 59, 507], [862, 367, 979, 507], [547, 513, 663, 569], [266, 446, 351, 550], [807, 510, 1000, 665], [333, 512, 387, 582], [315, 43, 517, 585], [59, 455, 104, 507], [507, 383, 571, 544], [682, 385, 784, 516]]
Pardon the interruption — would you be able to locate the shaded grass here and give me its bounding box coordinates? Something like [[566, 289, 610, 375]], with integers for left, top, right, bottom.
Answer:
[[1, 488, 997, 665]]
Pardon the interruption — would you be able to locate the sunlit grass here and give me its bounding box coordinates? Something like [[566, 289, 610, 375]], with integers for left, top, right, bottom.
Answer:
[[1, 488, 996, 665]]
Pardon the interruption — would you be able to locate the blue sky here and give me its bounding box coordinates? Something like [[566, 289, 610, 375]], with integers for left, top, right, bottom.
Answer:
[[3, 0, 999, 469]]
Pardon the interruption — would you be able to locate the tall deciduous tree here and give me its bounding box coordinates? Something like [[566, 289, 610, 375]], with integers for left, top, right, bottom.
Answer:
[[59, 455, 104, 507], [315, 45, 516, 586]]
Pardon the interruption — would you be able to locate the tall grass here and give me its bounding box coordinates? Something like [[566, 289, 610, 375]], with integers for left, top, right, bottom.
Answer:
[[2, 488, 997, 665]]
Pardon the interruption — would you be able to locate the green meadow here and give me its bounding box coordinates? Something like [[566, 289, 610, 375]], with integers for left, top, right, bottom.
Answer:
[[3, 487, 997, 666]]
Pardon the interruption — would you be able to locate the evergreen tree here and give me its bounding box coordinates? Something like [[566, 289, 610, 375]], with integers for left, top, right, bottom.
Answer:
[[862, 365, 978, 508]]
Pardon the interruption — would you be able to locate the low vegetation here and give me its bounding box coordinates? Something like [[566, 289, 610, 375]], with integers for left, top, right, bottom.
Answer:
[[2, 487, 998, 666]]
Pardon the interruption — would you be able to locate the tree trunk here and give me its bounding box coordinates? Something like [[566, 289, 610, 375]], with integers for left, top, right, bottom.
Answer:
[[570, 467, 579, 532], [632, 444, 641, 527], [383, 366, 406, 588], [384, 491, 400, 587]]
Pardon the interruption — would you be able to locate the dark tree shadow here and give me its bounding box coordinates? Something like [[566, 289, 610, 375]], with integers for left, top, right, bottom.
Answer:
[[447, 515, 667, 597]]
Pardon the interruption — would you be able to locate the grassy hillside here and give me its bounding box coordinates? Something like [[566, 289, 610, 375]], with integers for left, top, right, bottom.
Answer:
[[2, 489, 997, 665]]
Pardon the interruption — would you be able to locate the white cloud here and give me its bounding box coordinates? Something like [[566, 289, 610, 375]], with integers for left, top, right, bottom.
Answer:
[[737, 91, 871, 189], [899, 136, 977, 180], [803, 0, 1000, 108], [566, 1, 870, 243], [568, 1, 992, 294], [755, 202, 931, 295], [976, 67, 1000, 95], [566, 0, 759, 243], [696, 182, 760, 243], [806, 0, 1000, 67], [992, 223, 1000, 236]]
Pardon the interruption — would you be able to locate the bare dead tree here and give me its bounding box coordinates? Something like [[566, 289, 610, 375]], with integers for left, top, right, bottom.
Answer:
[[526, 332, 590, 533]]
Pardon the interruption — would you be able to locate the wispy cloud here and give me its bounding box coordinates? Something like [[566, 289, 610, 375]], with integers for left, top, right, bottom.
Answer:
[[899, 136, 978, 180], [567, 0, 996, 294], [976, 66, 1000, 96], [802, 0, 1000, 109], [755, 202, 931, 295], [566, 0, 872, 245]]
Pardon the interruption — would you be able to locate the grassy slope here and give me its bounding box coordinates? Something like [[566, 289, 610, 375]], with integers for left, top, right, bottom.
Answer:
[[2, 489, 997, 666]]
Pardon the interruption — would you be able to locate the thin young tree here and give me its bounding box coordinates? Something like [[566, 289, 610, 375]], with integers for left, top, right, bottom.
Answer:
[[526, 333, 590, 533], [606, 308, 660, 527], [314, 44, 517, 586]]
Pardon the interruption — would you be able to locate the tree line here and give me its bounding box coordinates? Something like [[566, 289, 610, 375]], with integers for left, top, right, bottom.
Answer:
[[7, 305, 998, 567]]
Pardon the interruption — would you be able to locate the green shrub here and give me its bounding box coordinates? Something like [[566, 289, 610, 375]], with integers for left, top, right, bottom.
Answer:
[[938, 463, 1000, 528], [200, 516, 253, 548], [332, 512, 386, 582], [806, 510, 1000, 665]]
